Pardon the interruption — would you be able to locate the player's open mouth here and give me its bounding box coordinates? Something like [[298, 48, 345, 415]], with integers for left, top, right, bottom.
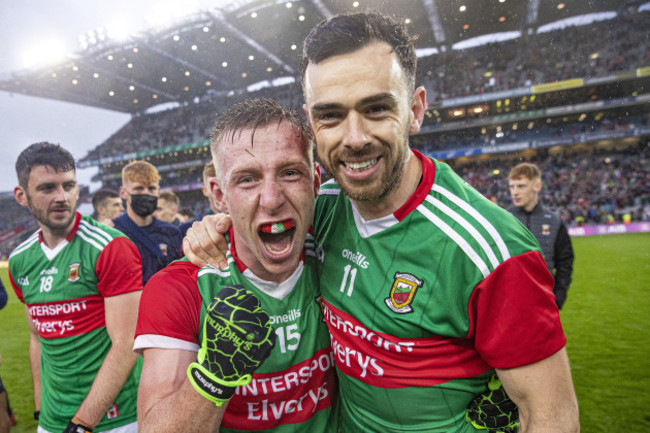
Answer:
[[343, 158, 378, 172], [258, 219, 295, 255]]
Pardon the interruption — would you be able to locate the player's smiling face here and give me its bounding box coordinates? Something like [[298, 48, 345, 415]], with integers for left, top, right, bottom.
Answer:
[[303, 41, 423, 204], [16, 165, 79, 233], [212, 121, 319, 283]]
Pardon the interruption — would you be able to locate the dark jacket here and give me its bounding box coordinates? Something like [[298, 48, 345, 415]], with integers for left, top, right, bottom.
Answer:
[[509, 202, 574, 309], [113, 213, 183, 284]]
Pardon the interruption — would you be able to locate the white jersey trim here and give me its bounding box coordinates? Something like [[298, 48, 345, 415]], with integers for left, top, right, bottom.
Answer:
[[9, 231, 39, 259], [79, 219, 114, 245], [40, 239, 69, 261], [424, 195, 501, 270], [39, 421, 138, 433], [432, 184, 511, 261], [241, 262, 304, 300], [417, 203, 491, 278], [350, 201, 399, 238], [133, 334, 199, 355]]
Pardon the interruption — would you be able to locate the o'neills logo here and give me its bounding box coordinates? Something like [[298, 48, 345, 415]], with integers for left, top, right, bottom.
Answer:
[[384, 272, 423, 314], [341, 249, 369, 269], [213, 327, 254, 351]]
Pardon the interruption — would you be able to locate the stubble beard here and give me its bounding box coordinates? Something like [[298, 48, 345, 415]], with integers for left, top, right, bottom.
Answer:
[[325, 135, 411, 204], [28, 197, 77, 234]]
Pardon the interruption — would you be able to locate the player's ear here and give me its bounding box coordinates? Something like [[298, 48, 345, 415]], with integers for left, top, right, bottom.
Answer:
[[210, 177, 228, 214], [119, 185, 129, 201], [409, 86, 427, 134], [13, 185, 29, 208]]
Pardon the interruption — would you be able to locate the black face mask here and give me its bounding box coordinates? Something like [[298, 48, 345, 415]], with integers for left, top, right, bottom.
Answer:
[[129, 194, 158, 217]]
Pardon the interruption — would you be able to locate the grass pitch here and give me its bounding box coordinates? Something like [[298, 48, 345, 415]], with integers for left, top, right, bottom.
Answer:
[[0, 232, 649, 432]]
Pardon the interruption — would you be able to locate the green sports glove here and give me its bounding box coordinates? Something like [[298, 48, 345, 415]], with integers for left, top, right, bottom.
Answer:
[[187, 285, 276, 406], [466, 375, 520, 433]]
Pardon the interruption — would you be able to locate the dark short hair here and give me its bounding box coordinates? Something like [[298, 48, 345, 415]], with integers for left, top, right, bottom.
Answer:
[[15, 142, 76, 188], [92, 188, 120, 210], [300, 11, 418, 90], [209, 98, 313, 177]]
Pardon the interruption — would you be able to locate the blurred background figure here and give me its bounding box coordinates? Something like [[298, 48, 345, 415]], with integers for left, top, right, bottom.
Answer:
[[0, 279, 16, 433], [154, 191, 182, 225], [178, 161, 222, 237], [508, 162, 575, 309], [91, 188, 124, 227]]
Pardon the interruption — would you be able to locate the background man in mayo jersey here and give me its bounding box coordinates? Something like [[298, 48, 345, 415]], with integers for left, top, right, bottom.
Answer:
[[9, 142, 142, 433]]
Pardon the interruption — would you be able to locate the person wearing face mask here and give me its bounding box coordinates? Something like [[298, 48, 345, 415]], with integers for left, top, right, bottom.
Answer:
[[114, 160, 183, 284]]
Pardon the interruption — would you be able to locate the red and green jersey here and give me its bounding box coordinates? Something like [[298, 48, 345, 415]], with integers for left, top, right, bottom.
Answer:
[[313, 150, 566, 432], [135, 228, 338, 432], [8, 213, 143, 433]]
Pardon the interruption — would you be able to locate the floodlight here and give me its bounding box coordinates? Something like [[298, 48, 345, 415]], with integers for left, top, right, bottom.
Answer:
[[22, 38, 68, 69]]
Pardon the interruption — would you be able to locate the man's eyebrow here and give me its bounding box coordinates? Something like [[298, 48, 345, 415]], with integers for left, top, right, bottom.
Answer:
[[310, 102, 344, 113], [311, 93, 397, 113], [357, 92, 398, 107]]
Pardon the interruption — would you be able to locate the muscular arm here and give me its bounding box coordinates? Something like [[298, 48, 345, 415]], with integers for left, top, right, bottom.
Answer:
[[496, 347, 579, 433], [26, 307, 42, 413], [138, 348, 224, 433], [74, 291, 141, 427]]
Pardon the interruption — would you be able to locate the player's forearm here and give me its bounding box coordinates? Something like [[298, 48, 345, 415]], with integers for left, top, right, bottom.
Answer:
[[518, 407, 580, 433], [139, 379, 224, 433], [75, 343, 138, 426], [28, 326, 42, 411]]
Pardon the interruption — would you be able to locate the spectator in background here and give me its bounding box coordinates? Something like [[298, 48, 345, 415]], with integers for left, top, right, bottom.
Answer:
[[91, 188, 124, 227], [114, 161, 183, 284], [9, 142, 142, 433], [0, 279, 16, 433], [153, 191, 182, 225], [509, 162, 575, 309], [178, 161, 221, 237]]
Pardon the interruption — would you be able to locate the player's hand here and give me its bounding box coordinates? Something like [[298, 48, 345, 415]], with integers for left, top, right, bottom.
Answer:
[[466, 375, 519, 433], [62, 420, 93, 433], [187, 285, 276, 406], [183, 213, 232, 269]]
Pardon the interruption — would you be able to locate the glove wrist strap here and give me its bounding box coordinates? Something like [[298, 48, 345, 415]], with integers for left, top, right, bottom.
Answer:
[[187, 361, 253, 406]]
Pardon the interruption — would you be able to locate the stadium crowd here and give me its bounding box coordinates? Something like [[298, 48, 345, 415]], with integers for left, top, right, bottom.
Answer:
[[81, 11, 649, 162], [452, 143, 650, 226], [421, 12, 650, 102]]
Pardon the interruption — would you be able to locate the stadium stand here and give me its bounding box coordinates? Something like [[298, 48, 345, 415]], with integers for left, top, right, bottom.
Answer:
[[0, 0, 648, 256]]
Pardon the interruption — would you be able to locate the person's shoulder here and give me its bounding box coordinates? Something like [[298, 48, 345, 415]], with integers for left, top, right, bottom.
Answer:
[[317, 178, 342, 199], [149, 258, 200, 284], [79, 214, 129, 240], [8, 230, 40, 263]]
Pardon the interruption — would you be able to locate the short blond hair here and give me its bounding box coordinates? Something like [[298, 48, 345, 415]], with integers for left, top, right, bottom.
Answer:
[[122, 160, 161, 185], [508, 162, 541, 181], [202, 161, 216, 184]]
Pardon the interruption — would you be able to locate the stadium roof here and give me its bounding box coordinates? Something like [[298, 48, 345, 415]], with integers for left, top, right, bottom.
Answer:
[[0, 0, 640, 114]]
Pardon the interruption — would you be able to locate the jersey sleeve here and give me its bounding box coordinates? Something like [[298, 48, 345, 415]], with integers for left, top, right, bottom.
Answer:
[[95, 236, 144, 297], [468, 250, 567, 369], [7, 265, 24, 303], [134, 260, 203, 352]]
